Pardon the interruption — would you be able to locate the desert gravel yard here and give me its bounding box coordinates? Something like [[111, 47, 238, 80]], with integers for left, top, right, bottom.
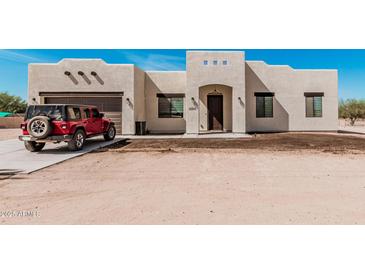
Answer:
[[115, 132, 365, 152], [1, 133, 365, 224], [0, 129, 19, 141]]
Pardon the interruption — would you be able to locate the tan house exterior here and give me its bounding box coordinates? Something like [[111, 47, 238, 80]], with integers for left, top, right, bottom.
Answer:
[[28, 50, 338, 135]]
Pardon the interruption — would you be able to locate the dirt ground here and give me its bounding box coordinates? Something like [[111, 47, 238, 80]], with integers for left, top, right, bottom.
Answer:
[[0, 129, 19, 141], [1, 132, 365, 224], [115, 132, 365, 154]]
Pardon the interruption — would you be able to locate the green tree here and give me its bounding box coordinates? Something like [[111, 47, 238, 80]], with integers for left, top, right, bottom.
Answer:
[[339, 98, 365, 126], [0, 92, 27, 113]]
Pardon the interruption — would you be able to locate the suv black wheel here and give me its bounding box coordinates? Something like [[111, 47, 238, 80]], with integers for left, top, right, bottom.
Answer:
[[104, 125, 116, 141], [24, 141, 45, 152], [68, 129, 86, 151]]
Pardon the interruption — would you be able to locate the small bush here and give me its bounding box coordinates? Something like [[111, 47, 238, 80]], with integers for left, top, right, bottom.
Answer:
[[339, 99, 365, 126]]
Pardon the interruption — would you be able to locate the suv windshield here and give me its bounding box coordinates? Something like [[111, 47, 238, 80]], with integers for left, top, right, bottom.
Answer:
[[26, 105, 65, 121]]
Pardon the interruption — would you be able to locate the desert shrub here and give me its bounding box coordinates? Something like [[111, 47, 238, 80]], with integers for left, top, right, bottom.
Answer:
[[0, 92, 27, 113], [339, 98, 365, 126]]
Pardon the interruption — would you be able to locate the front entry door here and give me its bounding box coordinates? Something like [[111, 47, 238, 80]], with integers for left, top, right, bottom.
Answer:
[[208, 95, 223, 130]]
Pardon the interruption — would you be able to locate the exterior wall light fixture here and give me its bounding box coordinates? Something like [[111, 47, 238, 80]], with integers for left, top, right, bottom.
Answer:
[[64, 71, 71, 76], [78, 71, 84, 76], [191, 97, 198, 108], [126, 97, 134, 109], [91, 71, 97, 76], [238, 97, 244, 106]]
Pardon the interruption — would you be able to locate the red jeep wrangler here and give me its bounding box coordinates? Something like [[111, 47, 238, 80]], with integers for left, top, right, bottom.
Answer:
[[19, 104, 116, 152]]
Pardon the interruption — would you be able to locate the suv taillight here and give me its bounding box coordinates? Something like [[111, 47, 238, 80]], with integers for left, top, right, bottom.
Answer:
[[61, 123, 67, 129]]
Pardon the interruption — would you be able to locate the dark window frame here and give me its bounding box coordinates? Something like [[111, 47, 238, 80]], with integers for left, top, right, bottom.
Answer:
[[305, 93, 323, 118], [157, 94, 184, 119], [255, 93, 274, 118]]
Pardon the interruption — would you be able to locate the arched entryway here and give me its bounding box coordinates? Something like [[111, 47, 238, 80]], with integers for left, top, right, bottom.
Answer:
[[199, 84, 233, 132]]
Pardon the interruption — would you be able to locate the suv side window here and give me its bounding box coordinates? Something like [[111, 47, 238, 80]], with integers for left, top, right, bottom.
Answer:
[[91, 108, 100, 118], [84, 108, 91, 119], [74, 108, 81, 120], [67, 107, 81, 121]]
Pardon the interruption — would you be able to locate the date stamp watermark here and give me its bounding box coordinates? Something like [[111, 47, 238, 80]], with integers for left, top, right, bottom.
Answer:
[[0, 210, 40, 218]]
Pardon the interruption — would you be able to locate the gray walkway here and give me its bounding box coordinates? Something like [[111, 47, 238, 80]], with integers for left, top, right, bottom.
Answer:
[[0, 136, 123, 174], [338, 126, 365, 135]]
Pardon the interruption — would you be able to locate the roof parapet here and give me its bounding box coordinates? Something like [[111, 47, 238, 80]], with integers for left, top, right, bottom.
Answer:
[[246, 60, 337, 72], [246, 60, 293, 70]]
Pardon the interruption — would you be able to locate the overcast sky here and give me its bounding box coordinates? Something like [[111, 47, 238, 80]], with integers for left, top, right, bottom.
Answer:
[[0, 49, 364, 100]]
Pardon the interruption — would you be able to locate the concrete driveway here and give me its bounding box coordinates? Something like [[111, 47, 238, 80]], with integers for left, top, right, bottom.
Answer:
[[0, 136, 123, 174]]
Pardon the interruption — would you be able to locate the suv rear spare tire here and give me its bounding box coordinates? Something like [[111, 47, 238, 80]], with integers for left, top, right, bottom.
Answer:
[[27, 116, 52, 139], [24, 141, 45, 152], [68, 129, 86, 151]]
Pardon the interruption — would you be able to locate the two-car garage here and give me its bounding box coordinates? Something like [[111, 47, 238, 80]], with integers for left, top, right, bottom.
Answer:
[[41, 92, 123, 134]]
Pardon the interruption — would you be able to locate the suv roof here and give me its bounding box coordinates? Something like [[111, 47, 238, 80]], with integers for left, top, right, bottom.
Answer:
[[34, 104, 98, 108]]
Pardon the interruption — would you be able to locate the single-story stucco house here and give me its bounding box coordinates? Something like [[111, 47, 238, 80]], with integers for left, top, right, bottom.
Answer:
[[28, 50, 338, 135]]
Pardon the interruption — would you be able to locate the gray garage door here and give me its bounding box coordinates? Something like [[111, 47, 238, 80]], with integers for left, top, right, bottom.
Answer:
[[44, 96, 122, 134]]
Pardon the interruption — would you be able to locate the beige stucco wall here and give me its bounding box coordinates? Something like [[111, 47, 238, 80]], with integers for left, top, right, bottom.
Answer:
[[145, 71, 186, 133], [199, 85, 232, 131], [0, 117, 24, 128], [133, 66, 146, 122], [245, 61, 338, 132], [28, 59, 137, 135], [186, 51, 245, 134], [27, 53, 338, 135]]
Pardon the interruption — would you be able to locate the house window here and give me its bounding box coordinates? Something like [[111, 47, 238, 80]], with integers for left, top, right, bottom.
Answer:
[[213, 60, 218, 65], [255, 92, 274, 118], [157, 94, 184, 118], [222, 60, 228, 65], [305, 92, 323, 117], [203, 60, 208, 65]]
